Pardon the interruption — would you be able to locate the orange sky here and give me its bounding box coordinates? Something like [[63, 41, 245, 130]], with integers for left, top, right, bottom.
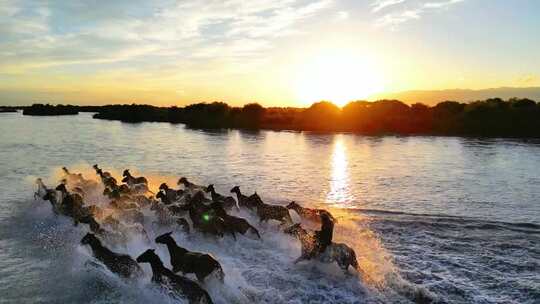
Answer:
[[1, 1, 539, 106]]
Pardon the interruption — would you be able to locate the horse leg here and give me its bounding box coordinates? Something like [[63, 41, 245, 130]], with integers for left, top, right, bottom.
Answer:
[[250, 226, 261, 239], [229, 229, 237, 240], [293, 257, 305, 264]]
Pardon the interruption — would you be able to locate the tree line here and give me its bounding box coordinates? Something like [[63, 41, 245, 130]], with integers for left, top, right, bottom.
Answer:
[[18, 98, 540, 137]]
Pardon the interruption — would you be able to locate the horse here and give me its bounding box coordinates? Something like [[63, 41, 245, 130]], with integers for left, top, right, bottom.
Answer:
[[319, 242, 360, 274], [222, 214, 261, 239], [61, 167, 85, 184], [158, 183, 184, 204], [184, 192, 232, 238], [284, 223, 359, 273], [81, 233, 143, 279], [285, 213, 333, 258], [229, 186, 261, 210], [178, 177, 206, 194], [155, 232, 224, 282], [35, 178, 61, 213], [93, 164, 112, 178], [136, 249, 214, 304], [253, 199, 293, 226], [95, 168, 118, 189], [103, 185, 130, 199], [286, 201, 336, 224], [55, 183, 85, 219], [203, 201, 260, 239], [284, 223, 318, 263], [122, 169, 148, 185], [205, 184, 238, 211], [77, 214, 106, 235], [63, 167, 99, 190]]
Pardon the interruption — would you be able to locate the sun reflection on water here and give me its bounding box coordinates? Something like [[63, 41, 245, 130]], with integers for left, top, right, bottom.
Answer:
[[326, 135, 353, 206]]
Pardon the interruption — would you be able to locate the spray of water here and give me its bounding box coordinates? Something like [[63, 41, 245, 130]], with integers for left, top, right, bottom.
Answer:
[[26, 163, 431, 303]]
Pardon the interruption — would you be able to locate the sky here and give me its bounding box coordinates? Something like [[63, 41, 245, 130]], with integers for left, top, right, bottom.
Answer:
[[1, 0, 539, 107]]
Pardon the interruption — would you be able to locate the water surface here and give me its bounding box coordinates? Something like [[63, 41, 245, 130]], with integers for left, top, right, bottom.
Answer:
[[0, 112, 538, 303]]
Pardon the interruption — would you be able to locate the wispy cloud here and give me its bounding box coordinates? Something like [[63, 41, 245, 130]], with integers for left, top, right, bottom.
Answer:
[[0, 0, 333, 74], [371, 0, 406, 13], [372, 0, 465, 27], [424, 0, 465, 9]]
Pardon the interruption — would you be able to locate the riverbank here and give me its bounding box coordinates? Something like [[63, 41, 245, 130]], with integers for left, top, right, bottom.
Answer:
[[10, 97, 540, 137]]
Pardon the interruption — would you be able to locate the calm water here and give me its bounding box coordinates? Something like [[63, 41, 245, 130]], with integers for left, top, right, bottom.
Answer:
[[0, 112, 539, 303]]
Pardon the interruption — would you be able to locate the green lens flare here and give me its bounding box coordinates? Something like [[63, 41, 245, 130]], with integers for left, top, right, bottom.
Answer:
[[203, 214, 210, 222]]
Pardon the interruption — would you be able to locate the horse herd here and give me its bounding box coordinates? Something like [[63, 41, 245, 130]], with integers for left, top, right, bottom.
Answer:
[[34, 165, 361, 304]]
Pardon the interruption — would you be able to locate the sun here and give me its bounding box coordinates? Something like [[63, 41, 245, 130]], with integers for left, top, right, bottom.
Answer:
[[295, 51, 384, 107]]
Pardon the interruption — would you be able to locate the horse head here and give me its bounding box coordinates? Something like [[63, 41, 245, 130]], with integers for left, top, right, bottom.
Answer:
[[155, 231, 174, 244], [286, 201, 299, 209], [230, 186, 240, 194], [177, 177, 188, 186], [81, 233, 99, 246]]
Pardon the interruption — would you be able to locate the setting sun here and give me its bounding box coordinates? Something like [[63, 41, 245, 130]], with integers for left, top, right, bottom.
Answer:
[[295, 51, 384, 107]]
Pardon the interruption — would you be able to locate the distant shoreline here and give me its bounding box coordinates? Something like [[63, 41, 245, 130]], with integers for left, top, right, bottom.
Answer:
[[9, 98, 540, 137]]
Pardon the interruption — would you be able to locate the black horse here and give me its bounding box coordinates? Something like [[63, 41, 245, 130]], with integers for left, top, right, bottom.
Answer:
[[205, 184, 238, 211], [207, 202, 260, 239], [136, 249, 214, 304], [230, 186, 261, 210], [155, 232, 224, 282], [184, 192, 232, 238], [122, 169, 148, 185], [222, 214, 261, 239], [284, 213, 335, 261], [81, 233, 142, 279]]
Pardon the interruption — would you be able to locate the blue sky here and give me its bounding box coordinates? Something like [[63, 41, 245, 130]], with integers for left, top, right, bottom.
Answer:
[[1, 0, 539, 106]]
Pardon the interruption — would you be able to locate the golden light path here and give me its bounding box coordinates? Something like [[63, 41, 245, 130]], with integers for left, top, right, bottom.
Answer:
[[323, 136, 395, 286], [326, 135, 353, 205]]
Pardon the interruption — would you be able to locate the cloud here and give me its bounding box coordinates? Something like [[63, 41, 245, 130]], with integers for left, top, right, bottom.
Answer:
[[336, 11, 349, 20], [516, 74, 539, 86], [372, 0, 465, 27], [423, 0, 465, 9], [371, 0, 406, 13], [375, 9, 421, 27], [0, 0, 333, 74]]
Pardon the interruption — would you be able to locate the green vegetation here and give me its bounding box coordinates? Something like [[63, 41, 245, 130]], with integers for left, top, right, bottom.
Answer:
[[19, 97, 540, 137], [22, 104, 80, 116]]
